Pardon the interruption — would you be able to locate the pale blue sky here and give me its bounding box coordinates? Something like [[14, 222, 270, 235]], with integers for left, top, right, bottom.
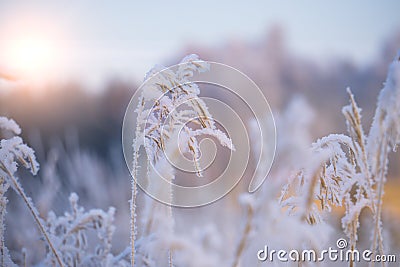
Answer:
[[0, 1, 399, 88]]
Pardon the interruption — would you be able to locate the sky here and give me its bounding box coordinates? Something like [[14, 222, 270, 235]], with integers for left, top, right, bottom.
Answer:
[[0, 1, 399, 89]]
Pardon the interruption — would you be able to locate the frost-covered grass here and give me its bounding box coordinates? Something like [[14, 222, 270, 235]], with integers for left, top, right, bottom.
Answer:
[[0, 119, 130, 266], [130, 55, 235, 266], [0, 52, 399, 266]]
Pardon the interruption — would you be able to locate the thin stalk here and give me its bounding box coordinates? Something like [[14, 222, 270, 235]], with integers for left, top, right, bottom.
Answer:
[[301, 170, 320, 224], [349, 244, 355, 267], [131, 178, 137, 267], [131, 95, 144, 267], [22, 248, 27, 267], [370, 138, 388, 267], [231, 205, 253, 267], [0, 162, 64, 267], [168, 177, 174, 267], [0, 177, 5, 267], [169, 250, 173, 267]]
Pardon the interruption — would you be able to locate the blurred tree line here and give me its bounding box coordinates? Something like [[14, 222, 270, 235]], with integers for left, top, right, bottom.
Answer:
[[1, 26, 399, 175]]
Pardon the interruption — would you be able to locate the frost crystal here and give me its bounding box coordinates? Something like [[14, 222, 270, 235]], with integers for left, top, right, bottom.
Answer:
[[0, 117, 21, 135]]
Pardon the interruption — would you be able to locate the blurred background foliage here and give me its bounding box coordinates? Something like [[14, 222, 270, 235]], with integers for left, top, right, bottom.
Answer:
[[1, 27, 400, 173]]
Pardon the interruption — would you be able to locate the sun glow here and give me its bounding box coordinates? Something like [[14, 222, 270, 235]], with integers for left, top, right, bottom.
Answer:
[[6, 36, 57, 79], [0, 15, 68, 84]]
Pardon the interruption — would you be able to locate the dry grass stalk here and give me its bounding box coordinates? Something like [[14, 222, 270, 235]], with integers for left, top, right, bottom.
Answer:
[[0, 117, 65, 267], [130, 55, 234, 266]]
